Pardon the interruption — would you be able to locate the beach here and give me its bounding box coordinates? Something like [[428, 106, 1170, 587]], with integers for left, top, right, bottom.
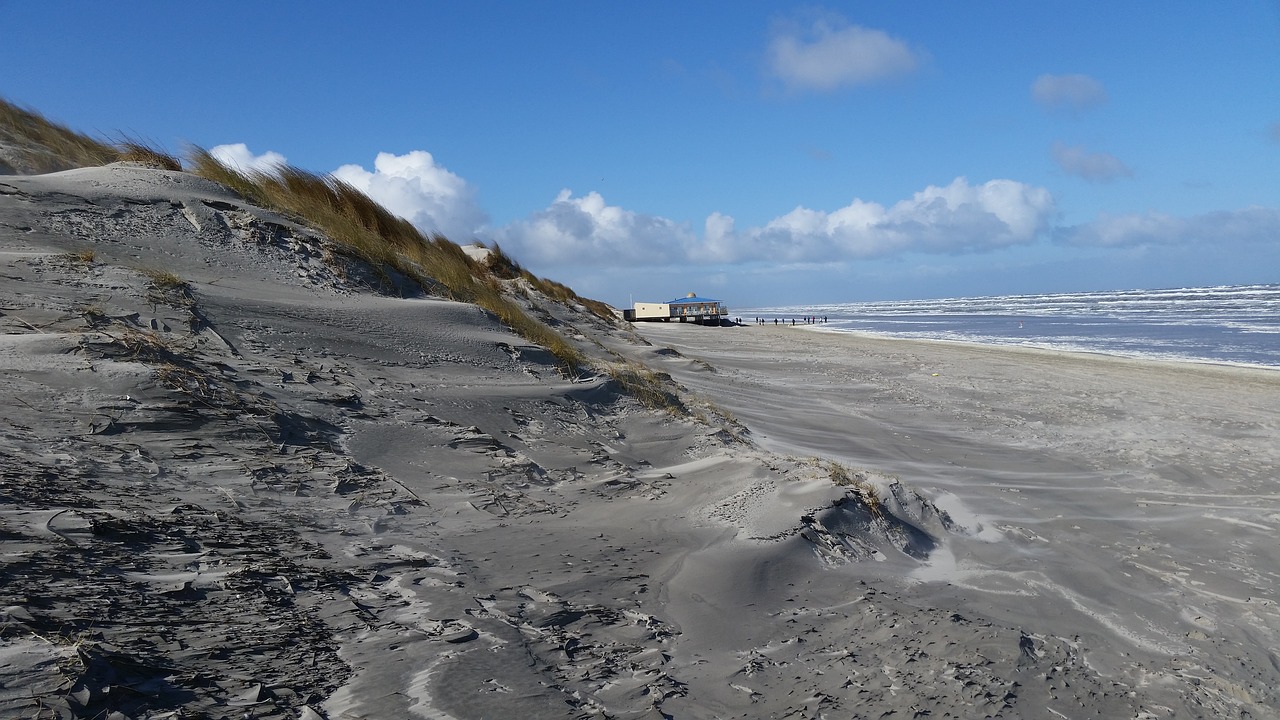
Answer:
[[3, 163, 1279, 719], [631, 322, 1280, 717]]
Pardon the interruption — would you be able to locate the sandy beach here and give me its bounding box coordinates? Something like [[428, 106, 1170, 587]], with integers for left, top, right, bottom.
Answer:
[[3, 162, 1279, 719], [631, 322, 1280, 718]]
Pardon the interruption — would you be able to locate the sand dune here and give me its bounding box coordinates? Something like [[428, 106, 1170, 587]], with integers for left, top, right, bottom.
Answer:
[[2, 164, 1278, 719]]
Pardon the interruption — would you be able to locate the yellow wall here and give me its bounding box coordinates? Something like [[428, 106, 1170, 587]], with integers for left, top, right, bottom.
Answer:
[[633, 302, 671, 319]]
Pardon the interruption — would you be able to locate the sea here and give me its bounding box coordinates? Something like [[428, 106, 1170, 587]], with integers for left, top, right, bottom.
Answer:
[[745, 284, 1280, 369]]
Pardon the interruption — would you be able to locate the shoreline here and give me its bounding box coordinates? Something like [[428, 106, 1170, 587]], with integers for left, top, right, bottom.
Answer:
[[738, 283, 1280, 371], [788, 322, 1280, 374]]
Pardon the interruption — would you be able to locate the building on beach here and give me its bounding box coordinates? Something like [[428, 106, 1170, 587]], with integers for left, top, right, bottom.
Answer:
[[624, 292, 728, 324]]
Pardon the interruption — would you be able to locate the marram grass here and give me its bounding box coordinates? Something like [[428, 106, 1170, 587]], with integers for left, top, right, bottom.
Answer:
[[483, 243, 616, 323], [0, 98, 117, 172], [0, 97, 179, 173], [186, 148, 588, 371], [0, 95, 608, 375], [116, 140, 182, 171]]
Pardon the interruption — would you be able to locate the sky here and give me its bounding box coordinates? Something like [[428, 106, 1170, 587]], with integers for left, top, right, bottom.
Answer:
[[3, 1, 1278, 307]]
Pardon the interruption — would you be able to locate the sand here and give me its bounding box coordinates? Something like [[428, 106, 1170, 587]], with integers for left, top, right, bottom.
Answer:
[[630, 322, 1280, 718], [1, 164, 1278, 719]]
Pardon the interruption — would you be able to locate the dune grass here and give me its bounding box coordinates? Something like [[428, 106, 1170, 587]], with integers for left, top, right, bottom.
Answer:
[[138, 266, 190, 295], [116, 140, 182, 171], [0, 97, 185, 174], [62, 248, 96, 264], [827, 460, 883, 518], [483, 243, 616, 323], [0, 95, 608, 376], [604, 361, 686, 414], [0, 98, 118, 172], [186, 148, 588, 371]]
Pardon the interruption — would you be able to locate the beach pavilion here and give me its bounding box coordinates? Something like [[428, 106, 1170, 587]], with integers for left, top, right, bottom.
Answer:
[[625, 292, 728, 325]]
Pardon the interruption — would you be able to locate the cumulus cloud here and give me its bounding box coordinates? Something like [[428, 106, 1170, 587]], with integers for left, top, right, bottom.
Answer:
[[209, 143, 286, 173], [704, 178, 1055, 263], [332, 150, 487, 243], [1051, 141, 1133, 182], [492, 189, 698, 266], [1031, 73, 1107, 113], [766, 12, 921, 92], [498, 178, 1055, 268], [1055, 206, 1280, 247]]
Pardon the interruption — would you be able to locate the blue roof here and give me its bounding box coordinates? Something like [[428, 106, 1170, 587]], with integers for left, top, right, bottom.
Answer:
[[667, 295, 722, 304]]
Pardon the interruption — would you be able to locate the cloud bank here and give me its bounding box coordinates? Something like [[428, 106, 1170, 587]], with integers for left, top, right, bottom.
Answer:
[[1051, 142, 1133, 182], [333, 150, 488, 243], [701, 178, 1055, 263], [1056, 207, 1280, 247], [1031, 73, 1107, 113], [495, 178, 1055, 267], [209, 143, 286, 173], [766, 13, 920, 92]]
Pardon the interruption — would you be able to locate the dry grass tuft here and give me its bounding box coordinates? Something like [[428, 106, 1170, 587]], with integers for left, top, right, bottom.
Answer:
[[827, 460, 883, 518], [482, 242, 525, 280], [184, 145, 270, 205], [90, 325, 242, 409], [525, 273, 616, 323], [483, 243, 616, 323], [137, 266, 197, 323], [138, 266, 189, 291], [79, 303, 108, 328], [0, 97, 118, 172], [116, 140, 182, 171], [605, 361, 686, 415], [62, 248, 96, 263], [1, 97, 186, 174]]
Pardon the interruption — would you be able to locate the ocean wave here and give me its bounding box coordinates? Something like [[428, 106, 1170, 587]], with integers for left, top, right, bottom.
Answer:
[[747, 284, 1280, 367]]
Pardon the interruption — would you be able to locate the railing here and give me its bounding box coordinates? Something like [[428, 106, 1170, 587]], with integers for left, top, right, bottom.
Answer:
[[675, 305, 726, 316]]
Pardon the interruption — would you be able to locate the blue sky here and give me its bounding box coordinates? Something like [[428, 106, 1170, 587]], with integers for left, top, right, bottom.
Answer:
[[4, 1, 1278, 306]]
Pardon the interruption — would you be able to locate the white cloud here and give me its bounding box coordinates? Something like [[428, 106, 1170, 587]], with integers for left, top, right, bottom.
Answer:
[[766, 12, 920, 92], [1031, 73, 1107, 113], [209, 143, 286, 173], [499, 178, 1054, 269], [1051, 141, 1133, 182], [332, 150, 487, 242], [702, 211, 737, 261], [1055, 206, 1280, 247], [705, 178, 1055, 263], [492, 189, 697, 266]]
